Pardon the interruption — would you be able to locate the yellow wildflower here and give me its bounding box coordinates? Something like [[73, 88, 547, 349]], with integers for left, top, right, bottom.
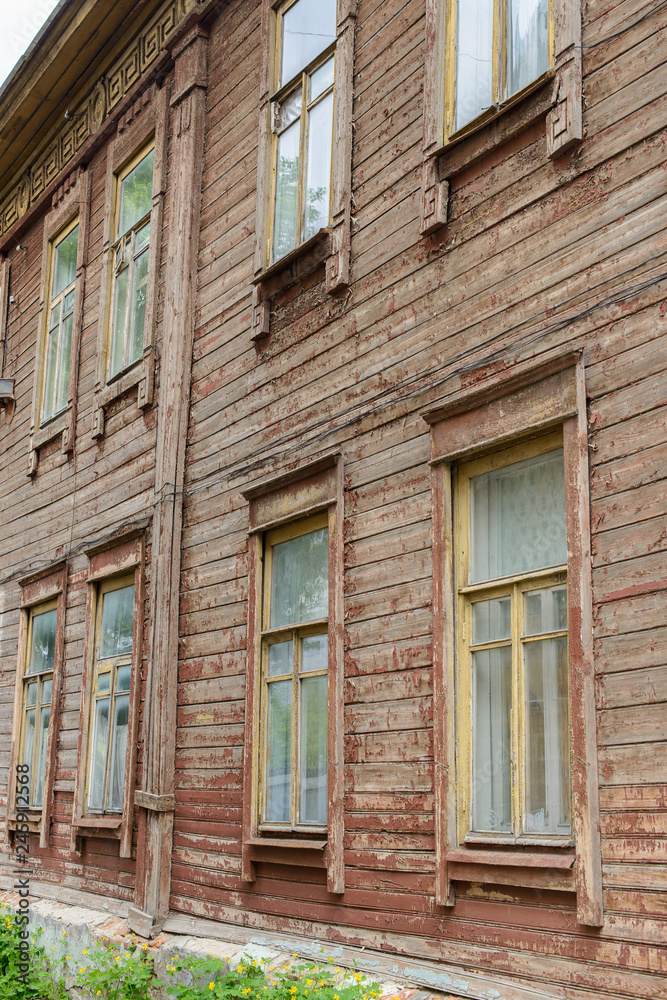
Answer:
[[209, 986, 215, 992], [66, 956, 70, 961]]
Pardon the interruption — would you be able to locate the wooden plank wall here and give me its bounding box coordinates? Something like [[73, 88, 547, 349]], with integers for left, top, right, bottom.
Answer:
[[0, 122, 170, 900], [173, 0, 667, 996], [0, 0, 665, 996]]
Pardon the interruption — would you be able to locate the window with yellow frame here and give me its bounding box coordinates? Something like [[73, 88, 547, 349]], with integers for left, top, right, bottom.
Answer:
[[108, 144, 154, 381], [454, 430, 572, 845], [259, 513, 329, 830], [269, 0, 336, 263], [40, 218, 79, 425], [445, 0, 555, 139], [86, 576, 135, 813], [18, 601, 57, 809]]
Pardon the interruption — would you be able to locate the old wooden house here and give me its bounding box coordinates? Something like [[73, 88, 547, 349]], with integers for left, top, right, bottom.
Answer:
[[0, 0, 665, 996]]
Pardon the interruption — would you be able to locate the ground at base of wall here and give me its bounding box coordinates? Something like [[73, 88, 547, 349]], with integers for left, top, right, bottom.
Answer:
[[1, 891, 463, 1000]]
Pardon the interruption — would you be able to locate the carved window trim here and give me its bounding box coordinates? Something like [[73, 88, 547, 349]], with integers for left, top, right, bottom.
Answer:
[[420, 0, 583, 236], [70, 532, 145, 858], [251, 0, 356, 342], [241, 454, 345, 893], [6, 563, 67, 849], [91, 86, 168, 439], [423, 355, 603, 927], [27, 169, 91, 474]]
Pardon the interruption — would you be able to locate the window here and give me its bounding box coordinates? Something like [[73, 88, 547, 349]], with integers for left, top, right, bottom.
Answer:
[[260, 514, 329, 829], [7, 563, 66, 847], [424, 358, 603, 925], [41, 221, 78, 424], [455, 433, 571, 844], [86, 577, 135, 813], [241, 454, 344, 892], [446, 0, 553, 138], [270, 0, 336, 263], [19, 603, 57, 810], [92, 89, 167, 438], [28, 168, 91, 472], [108, 146, 154, 380], [71, 532, 144, 858]]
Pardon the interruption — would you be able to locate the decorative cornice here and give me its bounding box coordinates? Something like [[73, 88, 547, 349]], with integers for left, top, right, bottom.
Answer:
[[0, 0, 205, 240]]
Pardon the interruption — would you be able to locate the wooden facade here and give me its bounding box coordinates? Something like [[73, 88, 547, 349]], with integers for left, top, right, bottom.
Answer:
[[1, 0, 666, 996]]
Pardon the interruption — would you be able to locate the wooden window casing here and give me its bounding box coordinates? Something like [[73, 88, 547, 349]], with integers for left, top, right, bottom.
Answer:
[[252, 0, 356, 339], [28, 168, 91, 474], [242, 455, 344, 893], [92, 86, 168, 439], [423, 355, 603, 927], [107, 145, 155, 382], [455, 431, 572, 848], [442, 0, 555, 143], [6, 563, 67, 848], [40, 218, 79, 425], [420, 0, 583, 234], [268, 1, 336, 266], [71, 533, 145, 858]]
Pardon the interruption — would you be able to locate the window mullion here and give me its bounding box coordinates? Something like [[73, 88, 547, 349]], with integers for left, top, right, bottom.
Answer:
[[123, 233, 136, 369], [511, 581, 522, 838], [292, 628, 299, 827], [493, 0, 503, 107], [296, 70, 308, 247]]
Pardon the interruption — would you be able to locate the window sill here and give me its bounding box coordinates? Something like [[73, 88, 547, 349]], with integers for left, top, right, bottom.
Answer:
[[29, 406, 74, 474], [250, 229, 332, 342], [8, 812, 42, 834], [245, 835, 327, 869], [92, 347, 156, 437], [72, 815, 123, 838], [446, 847, 576, 893], [254, 229, 331, 285]]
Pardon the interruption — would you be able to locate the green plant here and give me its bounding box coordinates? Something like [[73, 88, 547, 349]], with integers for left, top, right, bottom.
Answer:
[[165, 953, 382, 1000], [73, 940, 155, 1000]]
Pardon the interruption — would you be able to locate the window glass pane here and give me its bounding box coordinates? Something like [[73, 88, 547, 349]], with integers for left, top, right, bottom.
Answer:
[[42, 327, 58, 422], [110, 267, 129, 377], [472, 597, 511, 644], [128, 249, 149, 366], [524, 635, 570, 834], [304, 90, 333, 240], [273, 117, 301, 261], [115, 665, 131, 692], [280, 0, 336, 87], [265, 679, 292, 822], [270, 527, 328, 627], [98, 672, 111, 693], [88, 698, 110, 811], [301, 633, 327, 672], [22, 709, 36, 794], [472, 645, 512, 833], [524, 585, 567, 636], [470, 449, 566, 583], [281, 87, 303, 129], [299, 673, 327, 824], [135, 220, 150, 253], [48, 301, 61, 333], [107, 693, 129, 811], [99, 585, 135, 659], [506, 0, 550, 97], [268, 640, 293, 677], [63, 289, 75, 316], [41, 680, 52, 705], [55, 311, 73, 413], [29, 609, 57, 674], [310, 55, 334, 103], [32, 706, 50, 809], [118, 150, 154, 237], [51, 225, 78, 299], [454, 0, 494, 132], [25, 683, 38, 707]]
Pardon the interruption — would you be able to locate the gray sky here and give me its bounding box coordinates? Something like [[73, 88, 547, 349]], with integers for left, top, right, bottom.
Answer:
[[0, 0, 61, 90]]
